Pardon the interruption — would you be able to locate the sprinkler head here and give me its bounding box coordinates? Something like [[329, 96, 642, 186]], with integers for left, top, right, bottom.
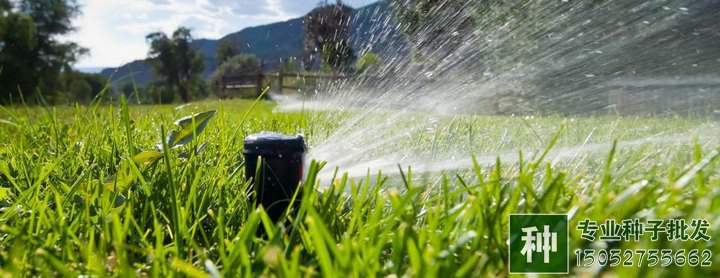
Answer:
[[243, 132, 306, 222]]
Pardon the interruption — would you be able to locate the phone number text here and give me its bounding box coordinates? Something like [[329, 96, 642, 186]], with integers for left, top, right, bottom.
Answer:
[[575, 248, 712, 267]]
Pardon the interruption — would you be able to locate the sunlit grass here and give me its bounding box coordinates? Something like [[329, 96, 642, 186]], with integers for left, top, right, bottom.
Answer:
[[0, 99, 718, 276]]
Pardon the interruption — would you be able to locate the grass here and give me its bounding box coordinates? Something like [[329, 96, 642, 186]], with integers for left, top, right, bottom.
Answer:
[[0, 98, 718, 277]]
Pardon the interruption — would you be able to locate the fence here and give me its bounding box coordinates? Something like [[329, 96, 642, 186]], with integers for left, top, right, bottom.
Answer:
[[218, 71, 347, 98], [219, 72, 720, 117], [605, 78, 720, 117]]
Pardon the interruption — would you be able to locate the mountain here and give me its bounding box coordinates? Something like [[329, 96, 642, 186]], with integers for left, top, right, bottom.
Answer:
[[100, 1, 405, 87], [75, 67, 106, 74]]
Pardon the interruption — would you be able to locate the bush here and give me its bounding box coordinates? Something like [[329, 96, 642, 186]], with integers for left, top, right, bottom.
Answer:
[[58, 71, 110, 103]]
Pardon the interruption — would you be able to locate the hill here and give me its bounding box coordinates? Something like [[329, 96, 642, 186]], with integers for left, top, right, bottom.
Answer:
[[100, 1, 404, 87]]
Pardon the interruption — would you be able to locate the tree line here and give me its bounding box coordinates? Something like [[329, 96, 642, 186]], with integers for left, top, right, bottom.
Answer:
[[0, 0, 109, 105], [389, 0, 720, 115], [140, 0, 376, 103], [0, 0, 386, 105]]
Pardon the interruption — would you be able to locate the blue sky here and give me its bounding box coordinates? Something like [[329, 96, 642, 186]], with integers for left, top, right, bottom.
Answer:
[[64, 0, 377, 68]]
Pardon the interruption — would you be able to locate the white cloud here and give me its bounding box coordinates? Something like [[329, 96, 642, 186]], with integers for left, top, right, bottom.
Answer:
[[66, 0, 378, 68]]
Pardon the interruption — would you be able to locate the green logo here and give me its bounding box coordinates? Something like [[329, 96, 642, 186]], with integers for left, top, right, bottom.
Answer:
[[509, 214, 569, 274]]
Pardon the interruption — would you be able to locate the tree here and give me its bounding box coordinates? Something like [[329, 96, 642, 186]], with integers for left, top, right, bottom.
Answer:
[[146, 27, 204, 103], [209, 54, 260, 97], [389, 0, 475, 63], [147, 82, 175, 104], [216, 40, 237, 66], [280, 57, 300, 73], [303, 1, 355, 72], [389, 0, 720, 115], [0, 0, 87, 104], [355, 51, 381, 73], [58, 71, 109, 103]]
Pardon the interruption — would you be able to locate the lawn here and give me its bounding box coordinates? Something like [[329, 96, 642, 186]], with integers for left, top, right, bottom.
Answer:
[[0, 98, 718, 277]]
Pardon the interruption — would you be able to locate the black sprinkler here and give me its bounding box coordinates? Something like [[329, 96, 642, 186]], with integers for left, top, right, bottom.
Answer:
[[243, 132, 306, 222]]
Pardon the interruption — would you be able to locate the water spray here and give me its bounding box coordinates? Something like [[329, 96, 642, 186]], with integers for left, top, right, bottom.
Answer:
[[243, 132, 306, 222]]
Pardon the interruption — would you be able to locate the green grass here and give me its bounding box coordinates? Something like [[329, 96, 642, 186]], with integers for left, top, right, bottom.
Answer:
[[0, 99, 718, 277]]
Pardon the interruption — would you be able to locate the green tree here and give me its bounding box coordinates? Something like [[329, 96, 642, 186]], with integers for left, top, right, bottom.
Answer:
[[209, 54, 260, 95], [303, 1, 355, 73], [120, 82, 135, 99], [216, 40, 237, 66], [66, 77, 91, 101], [355, 51, 381, 73], [146, 27, 205, 103], [0, 0, 87, 104], [58, 71, 109, 103], [148, 82, 175, 104], [389, 0, 475, 63], [280, 57, 300, 73]]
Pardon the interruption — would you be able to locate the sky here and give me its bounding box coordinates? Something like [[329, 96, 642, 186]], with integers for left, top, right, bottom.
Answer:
[[64, 0, 377, 69]]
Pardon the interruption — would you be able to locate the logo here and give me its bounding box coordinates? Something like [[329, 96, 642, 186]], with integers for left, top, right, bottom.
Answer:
[[509, 214, 569, 274]]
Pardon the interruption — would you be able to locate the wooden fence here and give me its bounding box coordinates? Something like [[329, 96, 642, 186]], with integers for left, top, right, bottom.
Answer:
[[218, 71, 347, 98], [606, 78, 720, 116], [218, 72, 720, 116]]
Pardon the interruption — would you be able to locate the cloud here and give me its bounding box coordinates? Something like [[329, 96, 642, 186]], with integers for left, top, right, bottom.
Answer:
[[66, 0, 379, 68], [148, 0, 171, 4], [205, 0, 278, 16]]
